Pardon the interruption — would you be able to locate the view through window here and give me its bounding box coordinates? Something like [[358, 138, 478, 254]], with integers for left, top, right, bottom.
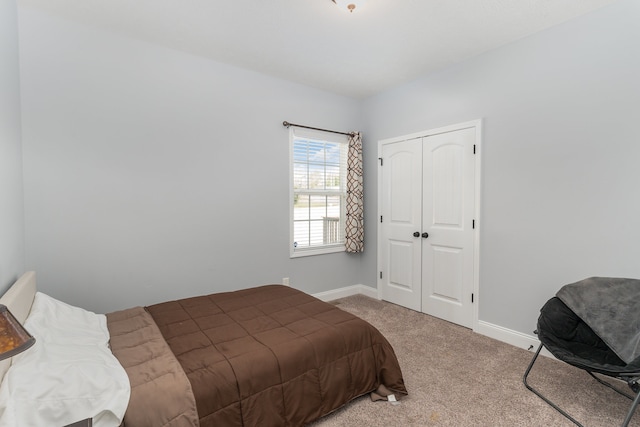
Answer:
[[290, 128, 348, 256]]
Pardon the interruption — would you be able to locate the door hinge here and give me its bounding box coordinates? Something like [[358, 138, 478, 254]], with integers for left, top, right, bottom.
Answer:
[[473, 144, 476, 154], [472, 219, 475, 229], [380, 271, 383, 279], [380, 215, 383, 223], [378, 157, 383, 166], [472, 293, 474, 303]]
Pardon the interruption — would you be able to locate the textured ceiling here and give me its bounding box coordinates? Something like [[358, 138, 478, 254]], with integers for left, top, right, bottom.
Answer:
[[18, 0, 619, 98]]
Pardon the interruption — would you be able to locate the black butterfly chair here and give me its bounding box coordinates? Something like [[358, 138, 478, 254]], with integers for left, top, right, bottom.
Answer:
[[523, 297, 640, 427]]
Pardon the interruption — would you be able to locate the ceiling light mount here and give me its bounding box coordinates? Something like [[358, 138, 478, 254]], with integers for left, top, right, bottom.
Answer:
[[332, 0, 364, 13]]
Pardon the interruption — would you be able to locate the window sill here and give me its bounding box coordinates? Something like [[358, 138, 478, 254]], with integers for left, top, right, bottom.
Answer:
[[290, 245, 345, 258]]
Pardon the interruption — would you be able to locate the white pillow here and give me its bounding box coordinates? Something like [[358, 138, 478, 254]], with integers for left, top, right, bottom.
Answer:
[[0, 292, 130, 427]]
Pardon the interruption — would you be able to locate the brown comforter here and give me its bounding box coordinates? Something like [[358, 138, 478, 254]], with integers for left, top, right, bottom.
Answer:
[[107, 307, 199, 427], [108, 285, 406, 427]]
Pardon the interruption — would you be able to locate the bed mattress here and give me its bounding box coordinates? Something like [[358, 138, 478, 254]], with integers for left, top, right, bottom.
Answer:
[[108, 285, 406, 426]]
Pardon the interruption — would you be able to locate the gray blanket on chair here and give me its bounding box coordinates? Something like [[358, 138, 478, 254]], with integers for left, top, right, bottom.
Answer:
[[557, 277, 640, 364]]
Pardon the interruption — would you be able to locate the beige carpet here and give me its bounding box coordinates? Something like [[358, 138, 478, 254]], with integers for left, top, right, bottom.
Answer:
[[308, 294, 640, 427]]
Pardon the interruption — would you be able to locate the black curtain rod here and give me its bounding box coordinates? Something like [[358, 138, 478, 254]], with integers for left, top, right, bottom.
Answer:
[[282, 121, 355, 137]]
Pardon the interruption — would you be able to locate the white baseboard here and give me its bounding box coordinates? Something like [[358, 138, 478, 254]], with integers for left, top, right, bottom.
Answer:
[[313, 284, 379, 302], [475, 320, 555, 358], [475, 320, 539, 351], [315, 284, 555, 358]]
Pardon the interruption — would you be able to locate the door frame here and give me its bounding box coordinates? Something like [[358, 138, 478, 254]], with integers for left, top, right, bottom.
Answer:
[[377, 119, 482, 331]]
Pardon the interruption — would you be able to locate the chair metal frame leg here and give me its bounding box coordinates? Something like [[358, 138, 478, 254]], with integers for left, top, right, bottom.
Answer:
[[523, 343, 584, 427], [587, 371, 635, 400], [622, 390, 640, 427], [523, 343, 640, 427]]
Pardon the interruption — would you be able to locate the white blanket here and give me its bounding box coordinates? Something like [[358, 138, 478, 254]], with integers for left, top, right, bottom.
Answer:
[[0, 292, 130, 427]]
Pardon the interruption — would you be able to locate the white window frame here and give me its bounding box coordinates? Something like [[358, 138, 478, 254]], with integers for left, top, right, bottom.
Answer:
[[289, 127, 348, 258]]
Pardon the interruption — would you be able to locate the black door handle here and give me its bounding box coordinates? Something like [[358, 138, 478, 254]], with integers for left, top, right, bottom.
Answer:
[[413, 232, 420, 237], [422, 232, 429, 238]]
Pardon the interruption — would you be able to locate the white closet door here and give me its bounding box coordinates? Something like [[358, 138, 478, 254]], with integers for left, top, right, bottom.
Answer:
[[421, 127, 476, 328], [379, 139, 423, 311]]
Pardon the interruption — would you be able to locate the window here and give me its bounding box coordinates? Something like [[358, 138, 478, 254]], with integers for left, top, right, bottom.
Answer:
[[290, 127, 348, 257]]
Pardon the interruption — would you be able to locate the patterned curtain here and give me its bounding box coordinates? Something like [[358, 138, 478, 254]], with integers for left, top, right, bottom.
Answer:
[[345, 132, 364, 253]]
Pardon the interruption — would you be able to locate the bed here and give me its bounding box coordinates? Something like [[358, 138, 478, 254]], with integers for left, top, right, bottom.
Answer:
[[0, 272, 407, 426]]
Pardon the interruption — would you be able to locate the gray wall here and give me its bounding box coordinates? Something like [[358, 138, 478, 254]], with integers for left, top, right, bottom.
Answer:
[[361, 0, 640, 335], [15, 0, 640, 338], [19, 8, 363, 313], [0, 0, 25, 291]]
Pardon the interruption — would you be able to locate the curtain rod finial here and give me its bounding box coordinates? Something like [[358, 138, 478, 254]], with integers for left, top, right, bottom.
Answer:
[[283, 121, 291, 128]]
